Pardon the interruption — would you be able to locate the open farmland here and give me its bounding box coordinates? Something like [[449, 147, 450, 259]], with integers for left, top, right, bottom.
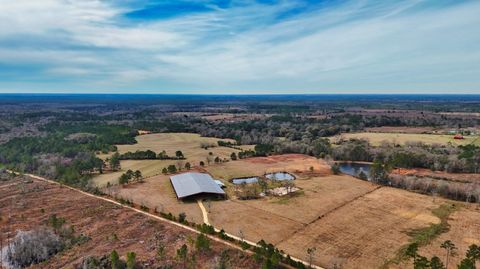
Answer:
[[92, 133, 253, 187], [418, 205, 480, 267], [99, 152, 480, 268], [275, 188, 473, 269], [106, 173, 205, 224], [331, 132, 480, 146], [0, 175, 258, 269], [206, 154, 331, 180]]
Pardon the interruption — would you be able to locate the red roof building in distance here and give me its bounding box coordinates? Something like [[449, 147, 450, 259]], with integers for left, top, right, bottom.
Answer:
[[454, 134, 464, 139]]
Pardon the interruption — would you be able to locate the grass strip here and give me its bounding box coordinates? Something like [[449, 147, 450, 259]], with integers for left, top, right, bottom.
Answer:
[[381, 202, 461, 268]]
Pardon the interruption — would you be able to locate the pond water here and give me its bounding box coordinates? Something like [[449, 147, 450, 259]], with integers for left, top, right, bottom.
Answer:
[[338, 162, 371, 180], [232, 177, 259, 184], [265, 172, 295, 181]]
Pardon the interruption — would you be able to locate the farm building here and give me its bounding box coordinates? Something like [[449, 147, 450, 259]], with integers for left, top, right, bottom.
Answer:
[[170, 172, 226, 200]]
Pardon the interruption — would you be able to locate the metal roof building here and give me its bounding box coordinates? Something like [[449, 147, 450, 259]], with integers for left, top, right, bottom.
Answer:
[[170, 172, 226, 199]]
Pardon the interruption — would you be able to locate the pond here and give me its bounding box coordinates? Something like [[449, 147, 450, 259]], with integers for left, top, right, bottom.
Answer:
[[265, 172, 295, 181], [338, 162, 371, 180], [232, 177, 259, 185]]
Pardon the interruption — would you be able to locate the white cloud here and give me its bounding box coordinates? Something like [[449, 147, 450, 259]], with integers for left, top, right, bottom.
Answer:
[[0, 0, 479, 93]]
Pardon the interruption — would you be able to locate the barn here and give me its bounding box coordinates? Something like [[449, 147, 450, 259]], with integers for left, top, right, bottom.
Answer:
[[170, 172, 226, 200]]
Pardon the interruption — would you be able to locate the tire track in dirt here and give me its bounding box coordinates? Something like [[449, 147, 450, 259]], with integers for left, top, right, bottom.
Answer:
[[275, 185, 383, 246]]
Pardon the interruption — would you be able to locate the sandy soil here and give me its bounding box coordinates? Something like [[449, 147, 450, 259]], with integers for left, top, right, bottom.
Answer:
[[0, 177, 258, 269]]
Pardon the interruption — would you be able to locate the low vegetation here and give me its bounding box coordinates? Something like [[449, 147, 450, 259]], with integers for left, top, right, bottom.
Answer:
[[385, 203, 459, 267]]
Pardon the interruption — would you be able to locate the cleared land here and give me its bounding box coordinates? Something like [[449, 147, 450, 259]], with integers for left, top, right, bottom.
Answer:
[[0, 176, 258, 269], [206, 154, 331, 180], [276, 188, 448, 269], [106, 173, 205, 224], [93, 133, 253, 187], [331, 132, 480, 146], [365, 126, 437, 134], [93, 143, 480, 269]]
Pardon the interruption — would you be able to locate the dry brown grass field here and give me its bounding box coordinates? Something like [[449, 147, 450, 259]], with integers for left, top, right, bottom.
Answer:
[[365, 126, 437, 134], [206, 154, 330, 180], [331, 132, 480, 146], [91, 137, 480, 269], [418, 205, 480, 267], [92, 133, 253, 186], [106, 173, 205, 224]]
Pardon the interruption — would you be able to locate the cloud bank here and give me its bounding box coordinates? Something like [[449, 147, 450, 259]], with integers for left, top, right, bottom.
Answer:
[[0, 0, 479, 93]]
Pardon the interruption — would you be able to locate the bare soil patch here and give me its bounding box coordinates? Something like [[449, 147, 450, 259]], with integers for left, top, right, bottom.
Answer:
[[0, 177, 258, 269]]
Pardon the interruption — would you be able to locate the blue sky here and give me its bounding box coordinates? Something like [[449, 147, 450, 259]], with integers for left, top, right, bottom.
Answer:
[[0, 0, 479, 94]]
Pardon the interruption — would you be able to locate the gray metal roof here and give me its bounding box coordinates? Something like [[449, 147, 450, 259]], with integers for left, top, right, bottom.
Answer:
[[170, 172, 226, 199]]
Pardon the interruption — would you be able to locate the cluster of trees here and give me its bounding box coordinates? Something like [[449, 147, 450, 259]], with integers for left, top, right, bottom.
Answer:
[[174, 233, 212, 268], [119, 150, 185, 160], [405, 240, 480, 269], [0, 124, 140, 189], [1, 228, 63, 268], [389, 174, 480, 203], [81, 250, 138, 269], [329, 139, 480, 174], [119, 169, 143, 185], [217, 140, 239, 148], [251, 239, 309, 269], [2, 215, 89, 269], [161, 162, 191, 174]]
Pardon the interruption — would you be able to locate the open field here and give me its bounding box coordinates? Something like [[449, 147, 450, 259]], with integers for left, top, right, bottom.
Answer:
[[95, 152, 480, 269], [0, 176, 258, 269], [418, 205, 480, 267], [93, 133, 253, 187], [276, 188, 454, 269], [331, 132, 480, 146], [206, 154, 331, 180], [106, 174, 205, 224], [365, 126, 438, 134]]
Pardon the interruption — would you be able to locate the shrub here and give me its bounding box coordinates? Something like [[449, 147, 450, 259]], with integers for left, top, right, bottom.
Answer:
[[195, 233, 211, 252], [178, 212, 187, 223], [2, 228, 63, 268], [331, 163, 340, 175], [126, 252, 136, 269]]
